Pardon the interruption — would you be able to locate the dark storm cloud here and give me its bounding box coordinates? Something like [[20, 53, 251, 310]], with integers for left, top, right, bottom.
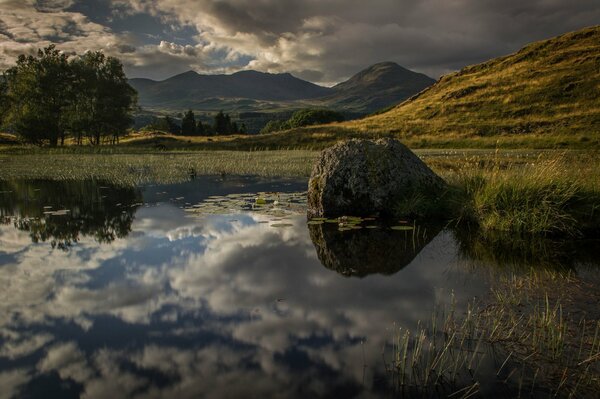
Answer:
[[0, 0, 598, 82]]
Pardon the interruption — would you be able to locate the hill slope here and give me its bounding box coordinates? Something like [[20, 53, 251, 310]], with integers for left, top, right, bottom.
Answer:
[[321, 62, 435, 113], [343, 26, 600, 141]]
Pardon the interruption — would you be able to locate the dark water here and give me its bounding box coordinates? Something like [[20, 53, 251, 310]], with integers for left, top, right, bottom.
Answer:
[[0, 178, 598, 398]]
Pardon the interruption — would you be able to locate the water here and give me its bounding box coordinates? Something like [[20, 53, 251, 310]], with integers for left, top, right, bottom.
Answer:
[[0, 178, 598, 398]]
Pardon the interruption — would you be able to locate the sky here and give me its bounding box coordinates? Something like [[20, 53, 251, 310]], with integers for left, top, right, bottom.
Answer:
[[0, 0, 598, 85]]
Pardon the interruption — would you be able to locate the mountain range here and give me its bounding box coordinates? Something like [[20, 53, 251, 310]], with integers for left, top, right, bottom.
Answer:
[[129, 62, 436, 114]]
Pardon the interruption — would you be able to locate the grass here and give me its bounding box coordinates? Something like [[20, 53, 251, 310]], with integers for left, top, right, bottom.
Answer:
[[444, 152, 600, 237], [0, 151, 317, 185], [343, 26, 600, 144], [387, 268, 600, 397]]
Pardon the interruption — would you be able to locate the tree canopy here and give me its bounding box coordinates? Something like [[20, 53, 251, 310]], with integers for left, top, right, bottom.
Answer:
[[0, 45, 137, 146], [260, 108, 344, 134]]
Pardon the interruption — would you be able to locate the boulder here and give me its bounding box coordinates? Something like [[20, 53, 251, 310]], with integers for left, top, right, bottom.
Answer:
[[308, 222, 440, 277], [307, 138, 445, 218]]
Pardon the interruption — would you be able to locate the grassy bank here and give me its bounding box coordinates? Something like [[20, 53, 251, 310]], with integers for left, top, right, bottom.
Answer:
[[444, 153, 600, 237]]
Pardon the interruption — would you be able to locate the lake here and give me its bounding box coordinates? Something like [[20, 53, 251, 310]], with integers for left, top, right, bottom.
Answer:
[[0, 177, 598, 398]]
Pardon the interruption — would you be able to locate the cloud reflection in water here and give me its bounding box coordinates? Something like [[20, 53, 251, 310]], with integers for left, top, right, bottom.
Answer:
[[0, 193, 486, 398]]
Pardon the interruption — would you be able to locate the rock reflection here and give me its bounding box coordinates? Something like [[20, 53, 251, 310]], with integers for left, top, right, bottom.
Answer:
[[0, 180, 142, 249], [309, 222, 441, 277]]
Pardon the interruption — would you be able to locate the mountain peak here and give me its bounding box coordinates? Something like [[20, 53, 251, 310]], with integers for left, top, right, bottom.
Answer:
[[333, 62, 435, 93]]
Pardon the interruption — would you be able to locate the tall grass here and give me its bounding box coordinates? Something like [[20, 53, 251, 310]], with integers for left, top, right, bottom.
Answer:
[[0, 151, 317, 185], [387, 282, 600, 397], [442, 153, 600, 237]]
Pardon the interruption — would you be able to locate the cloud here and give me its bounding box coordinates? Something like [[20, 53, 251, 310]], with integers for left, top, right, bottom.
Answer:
[[1, 1, 597, 82], [107, 0, 600, 83], [0, 204, 489, 397]]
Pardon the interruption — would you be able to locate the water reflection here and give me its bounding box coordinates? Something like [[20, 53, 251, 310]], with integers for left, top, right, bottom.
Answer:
[[454, 228, 600, 271], [0, 178, 598, 398], [0, 180, 141, 250], [309, 223, 441, 277]]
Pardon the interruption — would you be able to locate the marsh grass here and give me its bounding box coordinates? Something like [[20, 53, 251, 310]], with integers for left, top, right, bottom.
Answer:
[[436, 152, 600, 237], [387, 274, 600, 397], [1, 148, 599, 236], [0, 151, 317, 185]]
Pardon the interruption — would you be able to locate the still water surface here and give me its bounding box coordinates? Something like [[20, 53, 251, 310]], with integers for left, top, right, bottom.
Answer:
[[0, 177, 597, 398]]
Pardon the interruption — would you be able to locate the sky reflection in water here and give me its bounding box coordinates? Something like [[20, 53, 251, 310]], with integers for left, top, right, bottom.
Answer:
[[1, 177, 589, 398]]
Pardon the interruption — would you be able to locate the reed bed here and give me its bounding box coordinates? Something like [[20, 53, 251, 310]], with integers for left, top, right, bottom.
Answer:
[[0, 151, 316, 185], [387, 276, 600, 397]]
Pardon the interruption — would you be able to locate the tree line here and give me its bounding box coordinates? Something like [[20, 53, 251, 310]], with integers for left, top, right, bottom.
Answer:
[[0, 46, 136, 146], [147, 110, 247, 136], [260, 108, 344, 134]]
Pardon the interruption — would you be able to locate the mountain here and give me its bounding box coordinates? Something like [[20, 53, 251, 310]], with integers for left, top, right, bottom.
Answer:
[[322, 62, 436, 113], [343, 26, 600, 140], [129, 63, 436, 115], [129, 70, 333, 109]]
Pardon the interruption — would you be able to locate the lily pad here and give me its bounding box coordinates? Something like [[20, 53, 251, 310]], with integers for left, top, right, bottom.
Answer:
[[391, 225, 414, 231]]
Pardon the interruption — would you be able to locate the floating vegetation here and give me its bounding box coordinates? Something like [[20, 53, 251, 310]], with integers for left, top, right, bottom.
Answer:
[[307, 220, 324, 225], [185, 191, 308, 217], [42, 209, 71, 216], [390, 225, 414, 231]]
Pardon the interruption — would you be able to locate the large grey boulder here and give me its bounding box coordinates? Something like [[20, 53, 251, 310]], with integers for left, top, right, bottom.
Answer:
[[307, 138, 445, 218], [308, 222, 440, 277]]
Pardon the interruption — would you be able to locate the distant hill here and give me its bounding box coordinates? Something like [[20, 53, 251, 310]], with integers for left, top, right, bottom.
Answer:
[[321, 62, 436, 113], [129, 70, 333, 109], [129, 63, 435, 115], [343, 26, 600, 140]]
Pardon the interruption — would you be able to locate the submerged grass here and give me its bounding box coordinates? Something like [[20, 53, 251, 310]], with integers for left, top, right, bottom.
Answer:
[[387, 269, 600, 397]]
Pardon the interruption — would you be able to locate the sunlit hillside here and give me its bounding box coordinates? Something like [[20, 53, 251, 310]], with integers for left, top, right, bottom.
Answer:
[[341, 26, 600, 145]]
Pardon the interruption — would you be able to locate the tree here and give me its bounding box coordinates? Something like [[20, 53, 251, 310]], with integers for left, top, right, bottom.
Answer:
[[181, 110, 197, 135], [214, 110, 228, 135], [196, 119, 205, 135], [68, 52, 136, 145], [287, 109, 344, 128], [164, 116, 181, 135], [0, 46, 136, 146], [260, 120, 286, 134], [259, 109, 344, 134], [1, 46, 72, 146]]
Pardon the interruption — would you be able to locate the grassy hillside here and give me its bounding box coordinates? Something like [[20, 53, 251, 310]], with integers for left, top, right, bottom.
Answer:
[[343, 26, 600, 143]]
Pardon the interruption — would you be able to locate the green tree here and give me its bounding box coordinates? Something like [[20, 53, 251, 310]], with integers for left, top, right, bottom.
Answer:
[[1, 46, 72, 146], [181, 110, 197, 135], [0, 46, 136, 146], [164, 116, 181, 135], [287, 109, 344, 128], [69, 51, 136, 145], [260, 120, 286, 134], [214, 110, 228, 135], [196, 119, 205, 135]]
